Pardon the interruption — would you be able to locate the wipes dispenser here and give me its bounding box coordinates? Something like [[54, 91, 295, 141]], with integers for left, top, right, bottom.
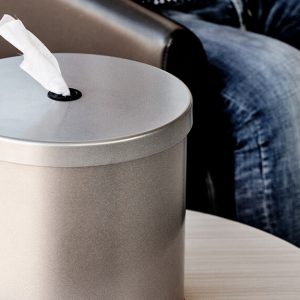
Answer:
[[0, 53, 192, 300]]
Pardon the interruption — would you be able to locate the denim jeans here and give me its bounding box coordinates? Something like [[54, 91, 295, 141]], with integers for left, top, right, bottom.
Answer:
[[155, 0, 300, 246]]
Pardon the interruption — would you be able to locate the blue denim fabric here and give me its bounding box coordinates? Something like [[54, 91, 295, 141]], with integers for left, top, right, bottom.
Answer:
[[244, 0, 300, 50], [134, 0, 243, 27], [160, 1, 300, 246]]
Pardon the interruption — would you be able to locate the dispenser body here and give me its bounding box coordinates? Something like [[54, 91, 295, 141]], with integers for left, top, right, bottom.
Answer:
[[0, 140, 186, 300]]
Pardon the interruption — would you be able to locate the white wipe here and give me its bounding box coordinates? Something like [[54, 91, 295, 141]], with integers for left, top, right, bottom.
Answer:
[[0, 14, 70, 96]]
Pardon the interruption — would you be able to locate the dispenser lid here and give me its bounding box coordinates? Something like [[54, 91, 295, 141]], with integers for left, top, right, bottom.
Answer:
[[0, 54, 192, 167]]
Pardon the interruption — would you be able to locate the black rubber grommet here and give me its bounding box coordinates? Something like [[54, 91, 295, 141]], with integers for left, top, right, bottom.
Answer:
[[48, 88, 82, 102]]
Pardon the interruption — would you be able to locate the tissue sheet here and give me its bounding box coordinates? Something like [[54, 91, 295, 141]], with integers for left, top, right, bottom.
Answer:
[[0, 14, 70, 96]]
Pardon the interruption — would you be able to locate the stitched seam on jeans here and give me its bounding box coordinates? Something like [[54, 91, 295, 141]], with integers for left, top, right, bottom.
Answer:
[[221, 92, 275, 232], [254, 118, 276, 233]]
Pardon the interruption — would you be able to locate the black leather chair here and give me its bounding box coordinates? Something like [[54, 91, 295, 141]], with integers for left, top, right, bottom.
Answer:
[[0, 0, 235, 218]]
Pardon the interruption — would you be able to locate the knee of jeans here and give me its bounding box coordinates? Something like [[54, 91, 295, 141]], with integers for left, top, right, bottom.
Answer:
[[218, 36, 300, 138]]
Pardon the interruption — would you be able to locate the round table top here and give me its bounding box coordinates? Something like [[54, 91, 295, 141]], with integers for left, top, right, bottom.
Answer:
[[185, 210, 300, 299]]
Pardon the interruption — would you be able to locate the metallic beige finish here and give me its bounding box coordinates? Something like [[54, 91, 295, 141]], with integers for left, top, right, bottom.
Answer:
[[0, 141, 186, 300], [0, 53, 190, 298]]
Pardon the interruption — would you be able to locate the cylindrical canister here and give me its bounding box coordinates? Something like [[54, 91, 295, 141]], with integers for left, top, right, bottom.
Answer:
[[0, 54, 192, 300]]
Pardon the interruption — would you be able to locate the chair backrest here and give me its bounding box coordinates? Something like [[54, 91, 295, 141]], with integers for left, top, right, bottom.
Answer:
[[0, 0, 181, 66], [0, 0, 207, 94], [0, 0, 214, 214]]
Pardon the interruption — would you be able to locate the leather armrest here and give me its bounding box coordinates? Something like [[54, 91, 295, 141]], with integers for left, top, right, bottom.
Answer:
[[0, 0, 207, 96], [0, 0, 212, 214], [0, 0, 202, 68]]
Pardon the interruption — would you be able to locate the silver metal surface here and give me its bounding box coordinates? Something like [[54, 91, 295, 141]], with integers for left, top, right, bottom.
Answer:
[[0, 141, 186, 300], [0, 53, 192, 166], [0, 53, 190, 299]]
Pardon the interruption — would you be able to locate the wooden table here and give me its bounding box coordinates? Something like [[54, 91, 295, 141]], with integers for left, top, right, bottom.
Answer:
[[185, 210, 300, 299]]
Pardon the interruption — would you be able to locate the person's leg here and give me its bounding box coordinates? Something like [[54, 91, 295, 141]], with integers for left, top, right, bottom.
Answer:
[[244, 0, 300, 50], [163, 11, 300, 246]]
